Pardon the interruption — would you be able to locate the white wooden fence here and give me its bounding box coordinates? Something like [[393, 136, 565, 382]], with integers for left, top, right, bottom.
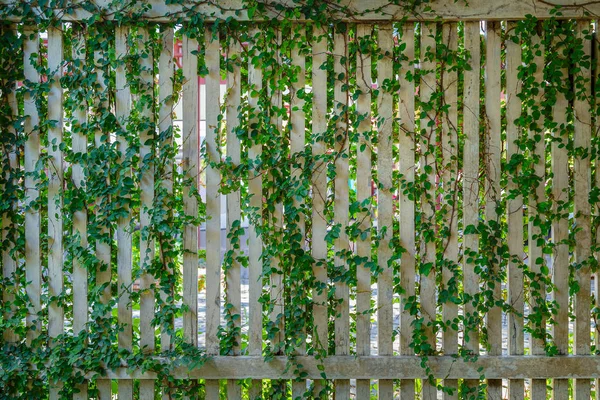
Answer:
[[3, 1, 600, 399]]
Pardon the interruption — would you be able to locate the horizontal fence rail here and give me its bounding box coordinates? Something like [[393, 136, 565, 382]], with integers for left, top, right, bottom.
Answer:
[[2, 3, 600, 399], [1, 0, 600, 21]]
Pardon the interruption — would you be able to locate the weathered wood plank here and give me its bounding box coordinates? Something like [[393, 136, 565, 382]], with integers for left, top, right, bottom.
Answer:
[[247, 27, 264, 400], [5, 0, 600, 22], [205, 26, 221, 400], [47, 25, 64, 400], [551, 22, 570, 400], [93, 355, 600, 380], [398, 21, 416, 400], [71, 25, 88, 400], [182, 32, 200, 400], [23, 26, 41, 347], [225, 35, 242, 400], [138, 26, 156, 400], [506, 21, 524, 400], [527, 22, 547, 400], [420, 22, 437, 400], [573, 19, 592, 400], [114, 26, 133, 400], [268, 29, 285, 360], [484, 20, 502, 400], [290, 23, 307, 400], [311, 24, 329, 400], [182, 33, 199, 346], [333, 23, 350, 399], [377, 22, 394, 400], [441, 21, 458, 400], [158, 25, 175, 400], [92, 29, 112, 399], [462, 20, 481, 395], [355, 22, 372, 400]]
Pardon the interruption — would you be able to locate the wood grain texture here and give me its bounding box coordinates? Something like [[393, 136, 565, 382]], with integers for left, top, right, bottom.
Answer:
[[158, 25, 175, 400], [551, 22, 570, 400], [268, 29, 285, 358], [247, 27, 264, 400], [24, 26, 41, 347], [7, 0, 600, 21], [182, 33, 199, 349], [226, 35, 242, 400], [92, 32, 112, 400], [377, 22, 394, 400], [47, 26, 64, 400], [441, 22, 458, 400], [573, 19, 592, 400], [398, 21, 416, 400], [138, 26, 156, 400], [92, 355, 600, 380], [506, 21, 524, 400], [290, 24, 307, 400], [205, 26, 221, 400], [355, 23, 372, 400], [484, 20, 502, 400], [70, 25, 88, 400], [311, 24, 329, 400], [462, 20, 481, 395], [420, 22, 437, 400], [333, 24, 350, 399], [115, 26, 133, 400], [527, 23, 546, 400]]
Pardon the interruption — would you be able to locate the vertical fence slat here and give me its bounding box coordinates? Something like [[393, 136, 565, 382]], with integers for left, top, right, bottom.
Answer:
[[290, 24, 307, 400], [92, 32, 112, 399], [158, 25, 175, 400], [528, 22, 546, 400], [333, 23, 350, 399], [24, 26, 41, 347], [484, 20, 503, 400], [182, 32, 199, 384], [551, 24, 570, 400], [139, 26, 156, 400], [441, 22, 458, 400], [355, 22, 372, 400], [574, 19, 592, 400], [158, 24, 174, 349], [71, 26, 88, 400], [506, 21, 524, 400], [377, 22, 394, 400], [399, 22, 416, 400], [115, 26, 133, 400], [225, 36, 242, 400], [420, 22, 437, 400], [268, 29, 285, 359], [205, 26, 221, 400], [463, 20, 481, 395], [311, 24, 329, 399], [247, 27, 263, 400], [47, 26, 64, 400]]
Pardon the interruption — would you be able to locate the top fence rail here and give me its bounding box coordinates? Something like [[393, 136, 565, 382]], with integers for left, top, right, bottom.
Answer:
[[2, 0, 600, 22]]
